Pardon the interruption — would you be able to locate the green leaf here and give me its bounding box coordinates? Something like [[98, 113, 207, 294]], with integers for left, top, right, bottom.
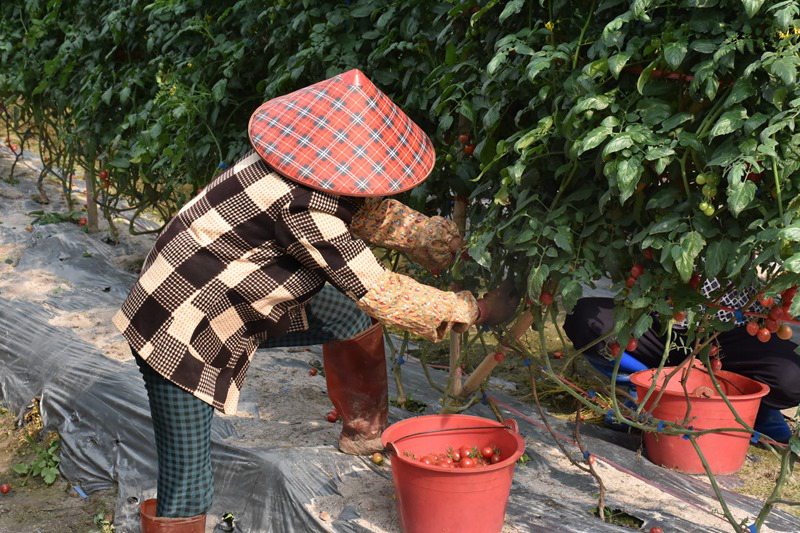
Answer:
[[637, 63, 657, 95], [499, 0, 524, 23], [560, 279, 583, 312], [602, 134, 634, 158], [101, 88, 113, 106], [608, 52, 631, 79], [779, 225, 800, 242], [469, 231, 493, 269], [349, 4, 374, 17], [553, 226, 573, 253], [487, 51, 508, 76], [483, 102, 502, 130], [616, 157, 643, 203], [705, 239, 731, 278], [42, 467, 58, 485], [727, 179, 757, 217], [578, 126, 611, 155], [741, 0, 765, 17], [633, 313, 653, 338], [12, 463, 29, 475], [724, 78, 756, 107], [663, 41, 687, 69], [659, 112, 693, 132], [771, 56, 797, 86], [672, 231, 706, 283], [784, 253, 800, 273], [527, 264, 550, 299], [211, 79, 227, 102], [709, 107, 747, 138]]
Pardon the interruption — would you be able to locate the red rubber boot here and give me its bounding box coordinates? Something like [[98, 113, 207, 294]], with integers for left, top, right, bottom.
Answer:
[[140, 499, 205, 532], [323, 322, 388, 455]]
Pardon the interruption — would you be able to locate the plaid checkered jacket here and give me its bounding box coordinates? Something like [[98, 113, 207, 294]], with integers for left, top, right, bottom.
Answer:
[[113, 151, 390, 413], [114, 151, 477, 414]]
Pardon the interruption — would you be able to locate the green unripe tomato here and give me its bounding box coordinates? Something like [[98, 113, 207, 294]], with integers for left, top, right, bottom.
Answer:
[[706, 173, 720, 186], [696, 174, 707, 185], [703, 204, 715, 216], [699, 201, 710, 211], [702, 185, 717, 198]]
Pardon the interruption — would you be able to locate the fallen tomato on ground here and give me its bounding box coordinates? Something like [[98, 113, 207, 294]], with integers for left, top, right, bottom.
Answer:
[[0, 483, 10, 494]]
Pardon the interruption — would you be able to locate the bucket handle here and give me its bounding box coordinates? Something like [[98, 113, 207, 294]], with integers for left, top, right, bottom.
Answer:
[[384, 421, 520, 455]]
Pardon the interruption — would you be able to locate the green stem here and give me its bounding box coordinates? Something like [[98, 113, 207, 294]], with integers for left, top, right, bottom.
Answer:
[[572, 0, 597, 70], [773, 158, 784, 220], [687, 436, 743, 532]]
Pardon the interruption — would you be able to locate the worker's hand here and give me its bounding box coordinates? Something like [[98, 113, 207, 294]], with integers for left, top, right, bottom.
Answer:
[[414, 217, 462, 274], [475, 280, 520, 326]]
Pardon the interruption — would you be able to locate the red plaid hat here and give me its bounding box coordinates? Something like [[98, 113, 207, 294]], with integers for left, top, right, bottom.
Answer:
[[248, 69, 435, 197]]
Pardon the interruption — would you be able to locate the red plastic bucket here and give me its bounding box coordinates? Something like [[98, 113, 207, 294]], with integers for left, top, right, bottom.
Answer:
[[630, 366, 769, 475], [381, 414, 525, 533]]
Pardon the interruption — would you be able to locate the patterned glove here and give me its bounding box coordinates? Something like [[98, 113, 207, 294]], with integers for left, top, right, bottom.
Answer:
[[408, 216, 462, 274]]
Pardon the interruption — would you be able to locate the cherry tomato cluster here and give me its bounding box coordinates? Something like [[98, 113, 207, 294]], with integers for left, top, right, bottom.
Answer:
[[745, 288, 797, 343], [458, 133, 475, 156], [406, 444, 503, 469], [625, 263, 645, 288], [696, 172, 720, 216]]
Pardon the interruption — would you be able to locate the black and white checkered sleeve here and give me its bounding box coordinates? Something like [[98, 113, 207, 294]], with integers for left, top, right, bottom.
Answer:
[[275, 189, 386, 301]]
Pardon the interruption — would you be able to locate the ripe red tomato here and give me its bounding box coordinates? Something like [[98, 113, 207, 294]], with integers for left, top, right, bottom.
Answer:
[[783, 286, 797, 303], [0, 483, 10, 494], [99, 169, 109, 180], [769, 306, 785, 321], [608, 342, 621, 357], [710, 357, 722, 373], [326, 410, 339, 423], [460, 457, 475, 468], [760, 295, 775, 307], [420, 455, 434, 465], [746, 321, 760, 336], [493, 351, 505, 363], [650, 528, 664, 533], [449, 449, 461, 462], [689, 272, 701, 290], [552, 350, 563, 359], [78, 216, 88, 227], [765, 319, 779, 333], [709, 344, 719, 357], [463, 144, 476, 155], [777, 324, 793, 341], [540, 291, 554, 305], [643, 248, 654, 261], [308, 367, 318, 376], [630, 264, 644, 278], [460, 445, 474, 460], [625, 276, 636, 288], [757, 328, 772, 343], [458, 133, 471, 145], [673, 310, 687, 322], [490, 453, 501, 464], [481, 446, 495, 460], [626, 338, 638, 352]]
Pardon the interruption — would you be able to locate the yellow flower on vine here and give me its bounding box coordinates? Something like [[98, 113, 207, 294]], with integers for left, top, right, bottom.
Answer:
[[545, 20, 554, 32]]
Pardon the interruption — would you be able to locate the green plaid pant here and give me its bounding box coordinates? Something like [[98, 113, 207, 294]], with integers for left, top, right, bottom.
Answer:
[[135, 284, 370, 517]]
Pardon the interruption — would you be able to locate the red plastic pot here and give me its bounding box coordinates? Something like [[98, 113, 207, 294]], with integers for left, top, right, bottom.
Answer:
[[381, 414, 525, 533], [630, 366, 769, 475]]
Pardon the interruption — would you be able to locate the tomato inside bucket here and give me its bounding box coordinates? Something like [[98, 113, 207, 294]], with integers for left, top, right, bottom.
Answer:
[[382, 414, 525, 533]]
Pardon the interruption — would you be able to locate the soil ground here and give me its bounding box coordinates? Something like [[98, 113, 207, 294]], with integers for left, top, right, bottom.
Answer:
[[0, 405, 116, 533]]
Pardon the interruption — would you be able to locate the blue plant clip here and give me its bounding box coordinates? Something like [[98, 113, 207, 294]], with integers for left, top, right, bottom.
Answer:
[[480, 392, 488, 405], [587, 389, 596, 399], [523, 358, 532, 367], [217, 161, 229, 170], [657, 420, 665, 432], [734, 309, 745, 322], [681, 425, 694, 440], [748, 524, 757, 533], [751, 431, 760, 444], [583, 450, 590, 461], [397, 356, 405, 365]]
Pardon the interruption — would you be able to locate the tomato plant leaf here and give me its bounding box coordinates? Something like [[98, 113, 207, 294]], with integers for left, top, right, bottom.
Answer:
[[602, 134, 634, 158], [527, 264, 550, 300], [672, 231, 706, 283], [608, 52, 631, 79], [663, 41, 688, 69], [616, 156, 643, 203], [741, 0, 766, 17], [499, 0, 525, 23], [726, 179, 756, 217], [709, 107, 747, 139], [770, 56, 797, 86], [633, 313, 654, 339], [784, 253, 800, 274], [705, 239, 731, 278]]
